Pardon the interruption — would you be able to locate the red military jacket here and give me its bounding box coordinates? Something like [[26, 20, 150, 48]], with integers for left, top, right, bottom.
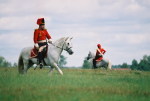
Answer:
[[34, 29, 51, 43], [95, 48, 106, 61]]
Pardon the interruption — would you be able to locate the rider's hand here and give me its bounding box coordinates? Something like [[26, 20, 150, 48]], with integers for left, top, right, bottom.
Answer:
[[34, 43, 39, 49], [48, 39, 52, 44], [98, 54, 103, 57]]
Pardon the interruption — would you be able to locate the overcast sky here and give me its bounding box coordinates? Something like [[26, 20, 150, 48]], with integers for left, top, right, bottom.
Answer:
[[0, 0, 150, 67]]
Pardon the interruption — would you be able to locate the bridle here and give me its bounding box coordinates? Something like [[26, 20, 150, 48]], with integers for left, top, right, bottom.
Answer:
[[50, 41, 72, 52]]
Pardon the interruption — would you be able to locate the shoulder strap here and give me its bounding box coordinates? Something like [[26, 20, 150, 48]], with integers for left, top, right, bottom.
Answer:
[[97, 48, 102, 54]]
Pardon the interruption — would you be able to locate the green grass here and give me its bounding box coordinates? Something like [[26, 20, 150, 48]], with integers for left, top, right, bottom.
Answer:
[[0, 67, 150, 101]]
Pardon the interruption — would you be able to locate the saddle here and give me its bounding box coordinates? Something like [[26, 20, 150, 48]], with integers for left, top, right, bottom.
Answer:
[[30, 46, 48, 58], [93, 56, 103, 69], [95, 56, 103, 62]]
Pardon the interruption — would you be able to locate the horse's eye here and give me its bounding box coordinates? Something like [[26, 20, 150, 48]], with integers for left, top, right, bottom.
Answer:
[[68, 43, 69, 45]]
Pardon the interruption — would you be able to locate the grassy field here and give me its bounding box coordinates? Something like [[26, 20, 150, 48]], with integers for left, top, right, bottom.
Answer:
[[0, 67, 150, 101]]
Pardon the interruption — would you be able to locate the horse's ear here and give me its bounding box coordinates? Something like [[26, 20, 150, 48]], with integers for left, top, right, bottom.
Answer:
[[70, 37, 73, 40], [65, 37, 69, 41]]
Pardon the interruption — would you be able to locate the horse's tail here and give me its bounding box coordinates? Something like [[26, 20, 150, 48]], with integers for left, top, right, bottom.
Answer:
[[18, 53, 24, 74]]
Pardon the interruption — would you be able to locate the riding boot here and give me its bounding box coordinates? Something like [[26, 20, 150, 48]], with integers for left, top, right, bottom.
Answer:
[[38, 52, 43, 69], [93, 59, 97, 69], [41, 51, 45, 65]]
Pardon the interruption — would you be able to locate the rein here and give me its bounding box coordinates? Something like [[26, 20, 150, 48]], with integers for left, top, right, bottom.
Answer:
[[50, 42, 72, 52], [48, 38, 72, 52], [50, 43, 65, 50]]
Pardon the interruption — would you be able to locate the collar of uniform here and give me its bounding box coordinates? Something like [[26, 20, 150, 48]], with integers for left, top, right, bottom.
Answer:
[[35, 29, 47, 31]]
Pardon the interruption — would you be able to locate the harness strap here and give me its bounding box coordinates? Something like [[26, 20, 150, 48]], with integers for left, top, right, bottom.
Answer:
[[50, 41, 71, 51], [50, 40, 72, 52]]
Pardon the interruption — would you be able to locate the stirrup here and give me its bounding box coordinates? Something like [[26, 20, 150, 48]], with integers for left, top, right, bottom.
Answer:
[[35, 63, 43, 69]]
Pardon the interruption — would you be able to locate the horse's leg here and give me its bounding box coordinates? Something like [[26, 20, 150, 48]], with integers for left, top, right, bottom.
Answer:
[[23, 59, 29, 74], [108, 60, 112, 70], [100, 59, 108, 69], [50, 67, 55, 73], [28, 61, 33, 70], [29, 58, 37, 70], [104, 60, 111, 70], [102, 59, 110, 70], [34, 63, 38, 70], [96, 61, 102, 68], [53, 63, 63, 75], [48, 67, 55, 76], [103, 61, 108, 69]]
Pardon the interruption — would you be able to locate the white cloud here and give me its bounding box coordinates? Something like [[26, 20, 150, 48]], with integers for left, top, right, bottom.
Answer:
[[0, 16, 52, 30], [0, 33, 32, 48]]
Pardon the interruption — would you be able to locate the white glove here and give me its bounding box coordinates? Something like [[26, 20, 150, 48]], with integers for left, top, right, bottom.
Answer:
[[48, 39, 52, 44], [34, 43, 39, 49], [98, 54, 103, 57]]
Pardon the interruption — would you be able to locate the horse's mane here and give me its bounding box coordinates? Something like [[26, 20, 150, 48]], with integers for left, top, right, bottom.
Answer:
[[89, 51, 95, 58], [54, 37, 69, 46]]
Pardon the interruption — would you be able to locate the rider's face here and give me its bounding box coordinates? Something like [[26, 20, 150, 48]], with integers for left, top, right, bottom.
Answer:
[[98, 46, 101, 49], [39, 25, 45, 30]]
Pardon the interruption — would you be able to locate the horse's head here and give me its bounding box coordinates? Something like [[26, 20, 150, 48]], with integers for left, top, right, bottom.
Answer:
[[87, 51, 94, 60], [63, 37, 74, 55]]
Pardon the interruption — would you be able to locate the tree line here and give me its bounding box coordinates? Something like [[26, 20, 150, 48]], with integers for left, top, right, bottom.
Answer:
[[0, 55, 67, 68], [0, 56, 17, 67], [82, 55, 150, 71], [1, 55, 150, 71], [130, 55, 150, 71]]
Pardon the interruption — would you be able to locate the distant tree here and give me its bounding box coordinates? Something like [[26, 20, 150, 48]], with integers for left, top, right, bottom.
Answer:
[[82, 57, 91, 69], [112, 65, 121, 68], [113, 55, 150, 71], [129, 55, 150, 71], [138, 55, 150, 71], [59, 55, 67, 67], [0, 56, 12, 67], [130, 59, 138, 70], [13, 62, 18, 67], [121, 63, 128, 68]]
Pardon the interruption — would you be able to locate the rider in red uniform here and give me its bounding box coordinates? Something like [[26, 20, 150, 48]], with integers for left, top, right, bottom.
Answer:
[[34, 18, 52, 68], [93, 44, 106, 68]]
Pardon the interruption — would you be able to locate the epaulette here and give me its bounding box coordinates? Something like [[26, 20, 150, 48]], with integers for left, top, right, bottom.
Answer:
[[35, 29, 38, 31]]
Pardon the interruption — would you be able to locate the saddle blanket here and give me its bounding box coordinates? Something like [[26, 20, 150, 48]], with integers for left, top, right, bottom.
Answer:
[[30, 47, 38, 58], [30, 46, 48, 58]]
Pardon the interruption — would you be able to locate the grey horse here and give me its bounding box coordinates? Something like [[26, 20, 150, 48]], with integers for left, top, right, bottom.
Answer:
[[87, 51, 111, 69], [18, 37, 73, 75]]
